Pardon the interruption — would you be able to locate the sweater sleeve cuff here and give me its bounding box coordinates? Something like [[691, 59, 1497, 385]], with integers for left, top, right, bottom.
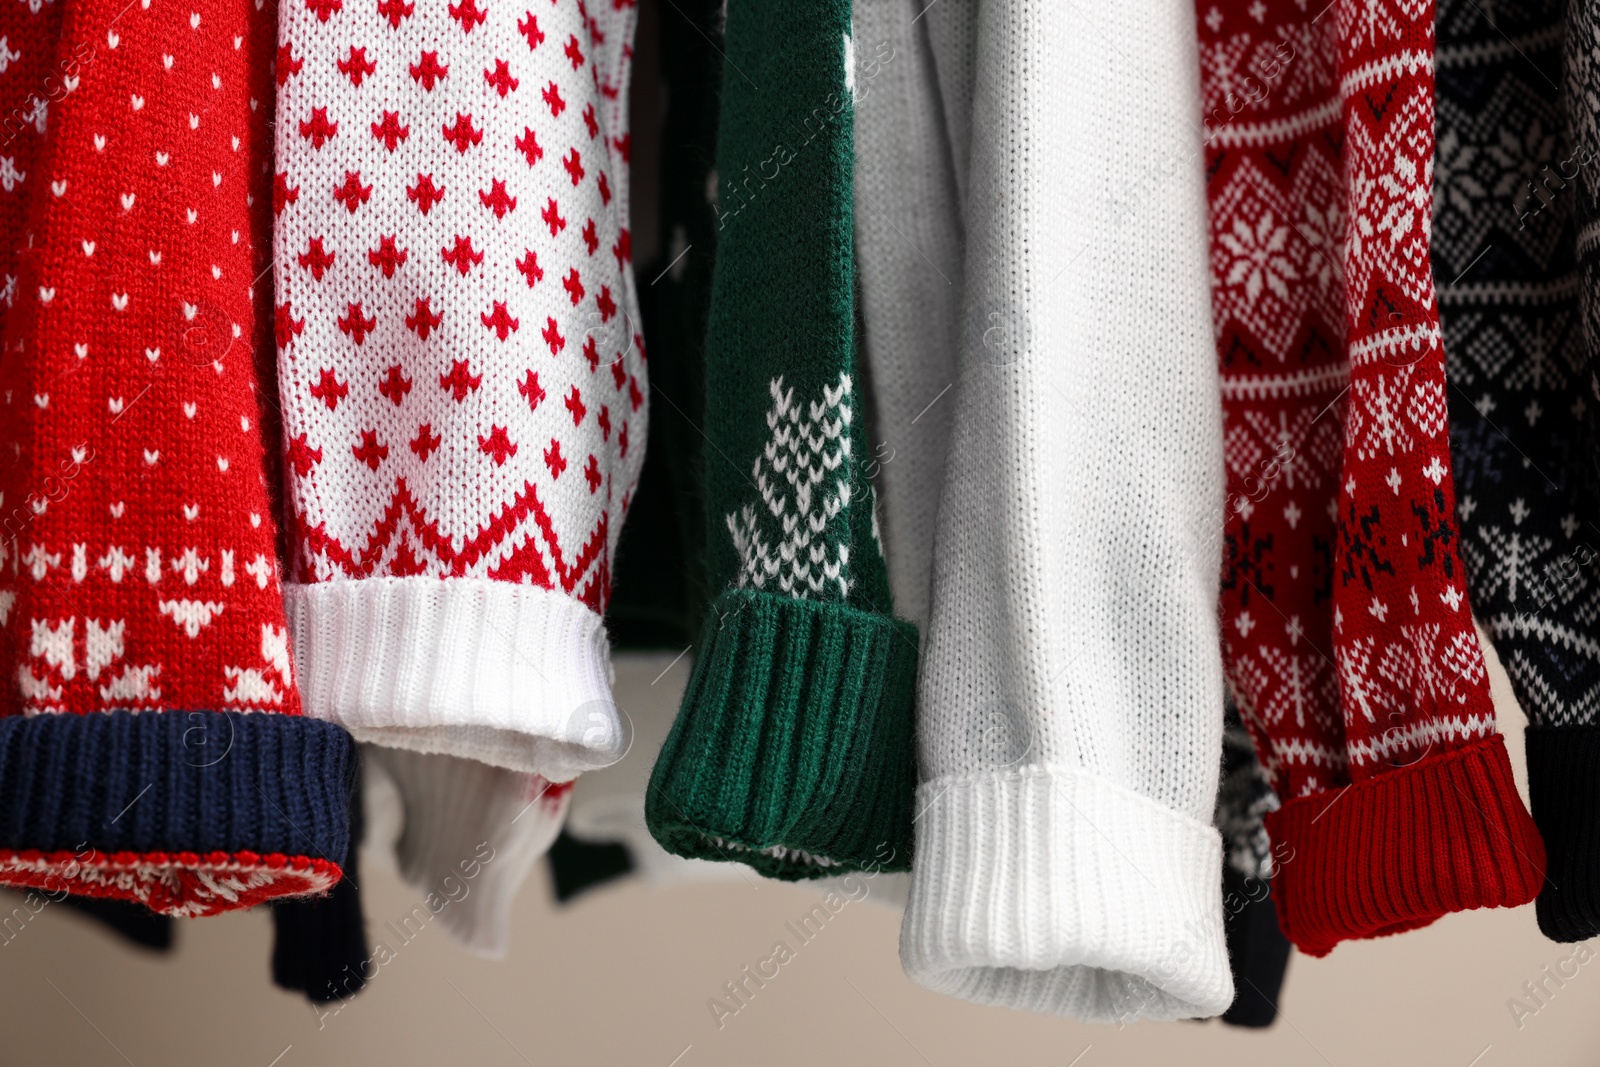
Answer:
[[899, 765, 1233, 1022], [1526, 724, 1600, 942], [1264, 732, 1545, 957], [286, 577, 624, 779], [644, 588, 918, 879]]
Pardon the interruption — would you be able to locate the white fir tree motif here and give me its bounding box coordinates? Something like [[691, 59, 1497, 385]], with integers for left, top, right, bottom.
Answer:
[[726, 373, 855, 599]]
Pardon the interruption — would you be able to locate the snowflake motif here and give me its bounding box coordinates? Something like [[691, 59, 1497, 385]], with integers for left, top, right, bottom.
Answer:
[[1221, 209, 1299, 304], [1350, 365, 1418, 459], [1345, 93, 1437, 316]]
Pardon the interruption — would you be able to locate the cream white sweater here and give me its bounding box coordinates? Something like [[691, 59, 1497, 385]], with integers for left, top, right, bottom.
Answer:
[[859, 0, 1232, 1022]]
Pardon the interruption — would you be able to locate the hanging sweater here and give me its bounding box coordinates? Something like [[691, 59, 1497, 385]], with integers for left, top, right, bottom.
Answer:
[[364, 744, 569, 957], [850, 0, 963, 632], [897, 0, 1232, 1022], [1553, 0, 1600, 942], [606, 0, 719, 651], [273, 0, 642, 779], [643, 0, 918, 880], [0, 0, 353, 916], [1215, 701, 1291, 1028], [1199, 0, 1545, 957]]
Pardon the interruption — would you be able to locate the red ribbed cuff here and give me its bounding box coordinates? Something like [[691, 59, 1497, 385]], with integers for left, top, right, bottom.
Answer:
[[1265, 733, 1545, 957]]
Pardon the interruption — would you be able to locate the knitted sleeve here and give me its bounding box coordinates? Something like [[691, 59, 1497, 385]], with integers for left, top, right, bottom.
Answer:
[[1215, 702, 1291, 1029], [899, 0, 1232, 1022], [1200, 0, 1545, 959], [643, 0, 920, 879], [0, 0, 353, 915], [364, 744, 570, 958], [850, 0, 964, 631], [272, 0, 644, 778], [1540, 0, 1600, 941]]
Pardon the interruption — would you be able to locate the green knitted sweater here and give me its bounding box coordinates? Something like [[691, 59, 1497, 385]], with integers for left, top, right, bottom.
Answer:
[[643, 0, 919, 879]]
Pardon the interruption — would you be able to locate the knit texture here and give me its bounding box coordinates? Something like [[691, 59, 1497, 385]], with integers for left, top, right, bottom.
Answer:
[[1554, 0, 1600, 943], [606, 0, 718, 650], [644, 0, 918, 879], [0, 711, 351, 914], [1217, 702, 1280, 881], [899, 0, 1231, 1022], [1525, 725, 1600, 939], [1214, 703, 1289, 1026], [273, 0, 643, 775], [574, 654, 912, 903], [1219, 867, 1291, 1028], [1435, 0, 1594, 942], [1198, 0, 1545, 956], [366, 744, 569, 957], [568, 652, 752, 888], [851, 0, 963, 630], [0, 0, 353, 914], [272, 752, 367, 1003]]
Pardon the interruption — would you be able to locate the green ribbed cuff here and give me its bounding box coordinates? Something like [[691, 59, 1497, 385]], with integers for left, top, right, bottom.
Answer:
[[645, 588, 918, 879]]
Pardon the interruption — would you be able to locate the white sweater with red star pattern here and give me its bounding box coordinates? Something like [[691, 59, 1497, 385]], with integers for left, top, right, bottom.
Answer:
[[273, 0, 644, 777]]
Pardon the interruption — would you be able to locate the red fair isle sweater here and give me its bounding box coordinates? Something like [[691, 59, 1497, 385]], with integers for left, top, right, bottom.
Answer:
[[0, 0, 353, 914], [1198, 0, 1545, 954]]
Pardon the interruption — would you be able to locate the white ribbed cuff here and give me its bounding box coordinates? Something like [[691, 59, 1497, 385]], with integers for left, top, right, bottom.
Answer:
[[900, 766, 1232, 1022], [287, 577, 623, 777]]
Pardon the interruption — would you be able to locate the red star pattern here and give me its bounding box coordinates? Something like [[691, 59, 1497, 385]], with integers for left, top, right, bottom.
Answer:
[[377, 0, 413, 28], [371, 111, 411, 152], [368, 235, 409, 277], [274, 0, 643, 619], [484, 59, 520, 96], [338, 45, 376, 85], [410, 50, 449, 89]]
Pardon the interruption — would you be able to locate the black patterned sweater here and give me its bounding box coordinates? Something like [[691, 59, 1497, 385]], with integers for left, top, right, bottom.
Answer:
[[1437, 0, 1600, 942]]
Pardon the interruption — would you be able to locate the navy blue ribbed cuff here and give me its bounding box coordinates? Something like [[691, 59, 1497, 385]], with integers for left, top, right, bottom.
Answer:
[[0, 710, 353, 864]]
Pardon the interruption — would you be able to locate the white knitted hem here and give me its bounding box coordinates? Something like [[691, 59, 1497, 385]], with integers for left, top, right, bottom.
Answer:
[[287, 577, 623, 777], [367, 746, 567, 959], [900, 765, 1232, 1022]]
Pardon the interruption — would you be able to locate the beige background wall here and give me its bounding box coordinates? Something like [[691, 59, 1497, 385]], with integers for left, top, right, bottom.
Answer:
[[0, 638, 1596, 1067]]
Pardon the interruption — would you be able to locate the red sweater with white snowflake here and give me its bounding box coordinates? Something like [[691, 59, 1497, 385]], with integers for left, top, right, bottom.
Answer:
[[274, 0, 643, 776], [1199, 0, 1544, 954], [0, 0, 353, 915]]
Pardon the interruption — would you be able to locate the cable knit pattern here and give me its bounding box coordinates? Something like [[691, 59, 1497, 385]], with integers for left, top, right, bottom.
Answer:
[[0, 0, 353, 913], [900, 0, 1231, 1022], [273, 0, 644, 774], [1198, 0, 1544, 957]]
